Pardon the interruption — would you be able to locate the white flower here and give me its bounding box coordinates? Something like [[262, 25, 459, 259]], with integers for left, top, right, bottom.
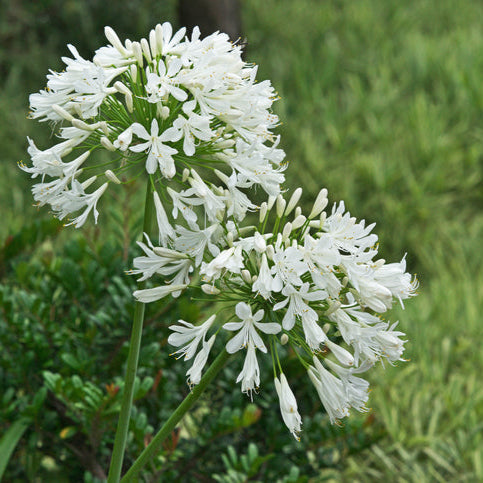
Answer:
[[153, 191, 175, 246], [236, 343, 260, 399], [271, 244, 307, 290], [162, 100, 214, 156], [174, 224, 220, 266], [186, 335, 216, 386], [223, 302, 281, 353], [113, 126, 133, 151], [168, 314, 215, 360], [274, 374, 302, 440], [252, 253, 277, 299], [130, 119, 178, 176], [273, 282, 327, 331], [200, 245, 244, 281], [145, 58, 187, 103], [133, 283, 188, 303], [308, 357, 350, 424]]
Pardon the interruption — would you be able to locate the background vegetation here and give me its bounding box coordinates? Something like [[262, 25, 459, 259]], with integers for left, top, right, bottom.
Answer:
[[1, 0, 482, 481]]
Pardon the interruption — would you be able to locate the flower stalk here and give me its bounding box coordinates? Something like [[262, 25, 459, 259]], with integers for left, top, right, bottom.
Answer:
[[120, 349, 231, 482], [107, 178, 154, 483]]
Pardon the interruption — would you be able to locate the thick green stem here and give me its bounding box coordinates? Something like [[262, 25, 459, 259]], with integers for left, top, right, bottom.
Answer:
[[120, 349, 231, 482], [107, 179, 154, 483]]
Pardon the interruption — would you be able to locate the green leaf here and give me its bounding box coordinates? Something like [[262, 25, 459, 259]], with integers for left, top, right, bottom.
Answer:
[[0, 418, 30, 480]]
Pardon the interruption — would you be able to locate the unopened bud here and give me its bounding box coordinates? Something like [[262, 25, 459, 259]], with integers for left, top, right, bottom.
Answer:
[[226, 231, 234, 247], [294, 206, 302, 218], [155, 24, 164, 54], [266, 244, 275, 260], [114, 81, 131, 96], [132, 41, 143, 66], [140, 38, 152, 63], [280, 333, 289, 345], [52, 104, 74, 122], [292, 214, 306, 230], [282, 222, 292, 240], [267, 195, 276, 210], [259, 202, 268, 224], [129, 64, 138, 83], [309, 188, 328, 219], [99, 121, 109, 136], [182, 168, 190, 183], [81, 175, 97, 189], [241, 270, 252, 284], [201, 284, 220, 295], [149, 29, 158, 58], [323, 323, 331, 334], [105, 27, 128, 55], [125, 92, 133, 113], [254, 232, 266, 253], [276, 195, 286, 218], [285, 187, 302, 216], [325, 300, 341, 316], [215, 138, 235, 149], [214, 169, 230, 185], [342, 276, 349, 288], [160, 105, 170, 119], [105, 170, 121, 184], [251, 275, 258, 283], [72, 119, 94, 131], [101, 137, 116, 151]]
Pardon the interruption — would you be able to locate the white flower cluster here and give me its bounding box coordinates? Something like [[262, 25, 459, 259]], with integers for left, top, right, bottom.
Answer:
[[133, 187, 418, 440], [23, 23, 285, 227]]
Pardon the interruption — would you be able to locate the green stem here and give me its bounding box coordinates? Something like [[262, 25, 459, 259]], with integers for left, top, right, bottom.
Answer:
[[107, 178, 154, 483], [120, 349, 231, 482]]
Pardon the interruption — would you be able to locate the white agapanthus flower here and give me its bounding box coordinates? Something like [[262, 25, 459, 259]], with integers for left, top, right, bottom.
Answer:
[[152, 186, 417, 438], [25, 22, 285, 228]]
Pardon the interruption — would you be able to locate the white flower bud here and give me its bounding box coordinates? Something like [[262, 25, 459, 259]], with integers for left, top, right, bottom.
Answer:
[[100, 136, 116, 151], [282, 222, 292, 240], [160, 105, 170, 119], [201, 284, 220, 295], [254, 232, 267, 253], [149, 29, 158, 58], [214, 139, 235, 149], [214, 169, 230, 185], [292, 214, 306, 230], [105, 26, 128, 55], [267, 195, 276, 210], [266, 244, 275, 260], [325, 300, 341, 316], [81, 175, 97, 189], [52, 104, 74, 122], [259, 202, 268, 224], [342, 277, 349, 287], [155, 24, 164, 54], [105, 170, 121, 184], [294, 206, 302, 218], [285, 187, 302, 216], [374, 259, 385, 268], [241, 270, 252, 284], [309, 188, 328, 219], [252, 275, 258, 283], [276, 195, 286, 217], [72, 119, 95, 131], [280, 333, 289, 345], [129, 64, 138, 83], [326, 340, 354, 366], [226, 231, 234, 247], [132, 41, 143, 66], [323, 323, 331, 334], [99, 121, 109, 136], [114, 81, 131, 96], [182, 168, 190, 183], [125, 92, 133, 113], [140, 38, 152, 63]]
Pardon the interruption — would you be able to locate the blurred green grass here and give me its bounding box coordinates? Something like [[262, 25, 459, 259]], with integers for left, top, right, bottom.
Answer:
[[2, 0, 482, 480]]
